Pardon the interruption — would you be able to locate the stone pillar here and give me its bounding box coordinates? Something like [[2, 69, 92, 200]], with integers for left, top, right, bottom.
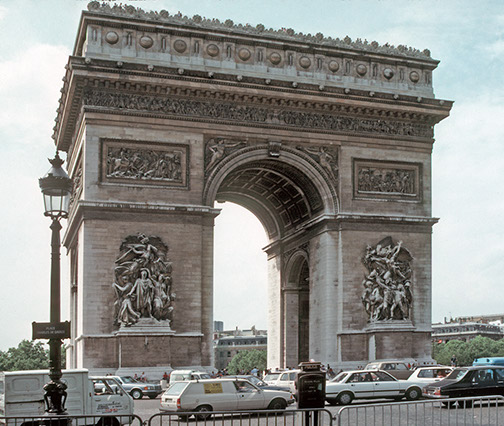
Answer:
[[267, 255, 282, 368], [283, 288, 299, 368], [309, 231, 340, 364]]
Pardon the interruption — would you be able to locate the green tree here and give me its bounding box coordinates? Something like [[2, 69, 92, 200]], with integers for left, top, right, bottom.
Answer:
[[226, 350, 267, 375], [433, 337, 504, 367], [0, 340, 66, 371]]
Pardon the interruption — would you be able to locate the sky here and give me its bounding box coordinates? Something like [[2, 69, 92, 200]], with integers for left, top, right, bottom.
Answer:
[[0, 0, 503, 350]]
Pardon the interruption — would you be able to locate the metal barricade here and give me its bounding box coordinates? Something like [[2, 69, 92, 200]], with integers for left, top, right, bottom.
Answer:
[[335, 396, 504, 426], [149, 408, 333, 425], [0, 414, 143, 426]]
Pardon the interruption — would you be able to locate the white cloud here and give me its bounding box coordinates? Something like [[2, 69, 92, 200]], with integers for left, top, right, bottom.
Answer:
[[0, 43, 69, 145], [432, 96, 504, 321]]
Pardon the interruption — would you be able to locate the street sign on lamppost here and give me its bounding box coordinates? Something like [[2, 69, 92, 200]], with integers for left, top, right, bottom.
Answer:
[[36, 152, 73, 415]]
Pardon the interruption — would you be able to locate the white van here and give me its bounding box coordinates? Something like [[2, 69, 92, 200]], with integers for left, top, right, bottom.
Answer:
[[160, 378, 294, 420], [0, 369, 134, 424]]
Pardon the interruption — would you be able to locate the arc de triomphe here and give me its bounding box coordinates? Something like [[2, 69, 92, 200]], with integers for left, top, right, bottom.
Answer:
[[55, 2, 451, 375]]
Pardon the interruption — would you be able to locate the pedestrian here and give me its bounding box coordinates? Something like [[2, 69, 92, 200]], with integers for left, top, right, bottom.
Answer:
[[450, 355, 457, 367]]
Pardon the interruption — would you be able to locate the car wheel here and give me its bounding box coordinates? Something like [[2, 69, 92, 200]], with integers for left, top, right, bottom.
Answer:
[[195, 405, 213, 420], [131, 389, 143, 400], [337, 392, 354, 405], [268, 398, 287, 410], [405, 387, 421, 401], [326, 398, 338, 406]]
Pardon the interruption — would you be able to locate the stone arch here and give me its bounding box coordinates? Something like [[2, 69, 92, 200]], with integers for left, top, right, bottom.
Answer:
[[283, 247, 310, 367], [203, 144, 338, 240]]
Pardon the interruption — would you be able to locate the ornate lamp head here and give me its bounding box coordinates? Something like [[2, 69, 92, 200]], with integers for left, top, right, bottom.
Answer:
[[39, 152, 73, 219]]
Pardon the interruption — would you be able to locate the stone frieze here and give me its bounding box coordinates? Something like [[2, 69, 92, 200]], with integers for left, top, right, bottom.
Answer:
[[84, 89, 433, 139]]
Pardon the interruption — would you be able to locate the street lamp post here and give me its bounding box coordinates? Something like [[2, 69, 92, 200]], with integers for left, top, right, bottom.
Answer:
[[37, 152, 73, 415]]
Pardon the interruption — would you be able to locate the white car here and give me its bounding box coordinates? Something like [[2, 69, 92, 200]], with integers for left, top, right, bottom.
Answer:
[[326, 370, 424, 405], [406, 366, 453, 383], [160, 378, 295, 420], [263, 370, 299, 393]]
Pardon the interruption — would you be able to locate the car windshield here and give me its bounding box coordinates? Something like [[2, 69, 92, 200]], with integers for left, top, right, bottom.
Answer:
[[446, 368, 468, 380], [164, 382, 188, 395], [121, 376, 137, 384], [263, 373, 281, 381], [246, 376, 262, 386], [366, 363, 380, 369], [331, 372, 348, 383]]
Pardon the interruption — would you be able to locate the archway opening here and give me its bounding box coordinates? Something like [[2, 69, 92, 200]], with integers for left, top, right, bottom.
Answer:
[[213, 201, 268, 331], [209, 154, 331, 369]]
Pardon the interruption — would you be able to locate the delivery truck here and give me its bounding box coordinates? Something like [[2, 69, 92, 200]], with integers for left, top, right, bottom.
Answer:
[[0, 369, 134, 425]]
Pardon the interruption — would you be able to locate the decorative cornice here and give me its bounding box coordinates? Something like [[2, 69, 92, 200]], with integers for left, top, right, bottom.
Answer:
[[53, 57, 452, 151], [86, 1, 434, 61]]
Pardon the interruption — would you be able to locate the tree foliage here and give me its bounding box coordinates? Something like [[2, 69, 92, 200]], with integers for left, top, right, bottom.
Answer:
[[433, 336, 504, 366], [0, 340, 66, 371], [226, 350, 267, 375]]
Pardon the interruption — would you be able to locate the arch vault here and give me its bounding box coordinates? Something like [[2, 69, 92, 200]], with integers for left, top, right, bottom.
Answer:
[[55, 3, 452, 375]]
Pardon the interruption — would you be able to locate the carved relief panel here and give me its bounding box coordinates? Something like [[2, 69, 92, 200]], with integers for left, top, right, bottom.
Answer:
[[113, 234, 175, 328], [353, 159, 422, 202], [361, 237, 413, 322], [101, 139, 189, 188]]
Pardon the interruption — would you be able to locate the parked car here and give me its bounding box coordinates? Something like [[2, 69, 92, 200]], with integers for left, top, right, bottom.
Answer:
[[407, 366, 453, 383], [225, 375, 292, 392], [473, 357, 504, 366], [326, 370, 423, 405], [94, 375, 162, 399], [365, 360, 413, 379], [263, 370, 299, 393], [159, 378, 295, 420], [169, 370, 212, 384], [423, 366, 504, 407]]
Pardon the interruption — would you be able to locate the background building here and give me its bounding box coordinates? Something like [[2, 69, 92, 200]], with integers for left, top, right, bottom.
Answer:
[[214, 324, 267, 370], [432, 315, 504, 343]]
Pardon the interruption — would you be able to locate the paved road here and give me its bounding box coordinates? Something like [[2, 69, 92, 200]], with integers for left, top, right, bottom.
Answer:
[[132, 396, 504, 425]]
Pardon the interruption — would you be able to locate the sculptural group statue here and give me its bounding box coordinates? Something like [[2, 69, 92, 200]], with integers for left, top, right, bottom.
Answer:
[[113, 234, 175, 327], [361, 237, 413, 322]]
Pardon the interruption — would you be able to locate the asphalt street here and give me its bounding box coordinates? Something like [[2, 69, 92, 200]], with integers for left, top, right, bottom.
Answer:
[[131, 396, 504, 425]]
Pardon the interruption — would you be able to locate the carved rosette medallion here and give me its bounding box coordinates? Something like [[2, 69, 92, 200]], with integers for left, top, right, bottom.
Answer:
[[204, 138, 247, 175], [101, 139, 188, 188], [298, 145, 339, 184], [113, 234, 175, 328], [353, 159, 421, 202], [361, 237, 413, 322]]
